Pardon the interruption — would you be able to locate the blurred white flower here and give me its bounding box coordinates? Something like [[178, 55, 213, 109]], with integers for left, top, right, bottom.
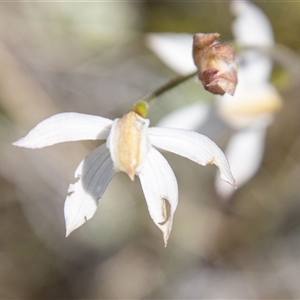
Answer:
[[157, 101, 210, 130], [146, 33, 196, 75], [215, 0, 282, 199], [13, 107, 235, 246], [146, 0, 282, 200]]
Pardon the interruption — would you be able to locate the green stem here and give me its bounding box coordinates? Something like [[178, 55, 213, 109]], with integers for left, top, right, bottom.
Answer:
[[141, 71, 198, 105]]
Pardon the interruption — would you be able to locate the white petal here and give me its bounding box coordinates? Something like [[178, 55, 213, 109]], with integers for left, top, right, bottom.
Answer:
[[231, 0, 274, 47], [64, 144, 114, 236], [13, 112, 113, 149], [149, 127, 235, 187], [156, 102, 210, 131], [146, 33, 196, 75], [237, 51, 273, 85], [138, 147, 178, 246], [215, 126, 267, 200], [231, 1, 274, 84]]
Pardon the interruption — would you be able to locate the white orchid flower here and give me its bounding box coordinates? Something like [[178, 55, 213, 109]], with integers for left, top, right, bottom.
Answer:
[[13, 102, 235, 246], [146, 0, 282, 200], [214, 0, 282, 199]]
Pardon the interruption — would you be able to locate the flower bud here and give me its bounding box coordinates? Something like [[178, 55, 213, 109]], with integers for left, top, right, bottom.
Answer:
[[193, 33, 238, 96]]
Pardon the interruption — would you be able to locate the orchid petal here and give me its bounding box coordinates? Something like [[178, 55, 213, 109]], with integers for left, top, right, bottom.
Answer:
[[215, 126, 267, 200], [157, 102, 210, 131], [13, 112, 113, 149], [64, 144, 114, 236], [231, 0, 274, 84], [138, 147, 178, 246], [231, 0, 274, 47], [237, 51, 273, 85], [146, 33, 197, 75], [149, 127, 235, 187]]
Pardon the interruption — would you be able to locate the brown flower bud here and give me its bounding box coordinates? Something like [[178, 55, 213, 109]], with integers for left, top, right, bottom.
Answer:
[[193, 33, 238, 96]]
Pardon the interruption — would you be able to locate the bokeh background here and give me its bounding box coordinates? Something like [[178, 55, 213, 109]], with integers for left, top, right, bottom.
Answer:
[[1, 1, 300, 299]]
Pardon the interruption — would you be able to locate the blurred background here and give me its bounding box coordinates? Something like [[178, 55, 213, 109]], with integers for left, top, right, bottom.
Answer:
[[1, 1, 300, 299]]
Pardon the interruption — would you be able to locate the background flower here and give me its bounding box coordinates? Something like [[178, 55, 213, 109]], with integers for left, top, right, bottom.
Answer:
[[214, 0, 283, 199], [146, 0, 282, 200]]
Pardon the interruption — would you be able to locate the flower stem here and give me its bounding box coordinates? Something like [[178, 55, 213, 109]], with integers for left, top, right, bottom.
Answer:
[[141, 71, 198, 105]]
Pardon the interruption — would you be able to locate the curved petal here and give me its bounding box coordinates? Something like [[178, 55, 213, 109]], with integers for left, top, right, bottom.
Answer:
[[64, 144, 114, 236], [231, 0, 274, 84], [231, 0, 274, 47], [215, 126, 267, 200], [156, 102, 210, 131], [148, 127, 235, 187], [13, 112, 113, 149], [138, 147, 178, 246], [146, 33, 196, 75]]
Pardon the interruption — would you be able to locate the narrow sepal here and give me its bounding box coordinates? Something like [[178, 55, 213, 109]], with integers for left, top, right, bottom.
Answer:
[[64, 144, 114, 236]]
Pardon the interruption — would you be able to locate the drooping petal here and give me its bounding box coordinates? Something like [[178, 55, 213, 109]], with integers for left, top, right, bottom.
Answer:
[[107, 111, 150, 180], [64, 144, 114, 236], [156, 102, 210, 131], [138, 147, 178, 246], [215, 126, 267, 200], [148, 127, 235, 187], [146, 33, 197, 75], [13, 112, 113, 149]]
